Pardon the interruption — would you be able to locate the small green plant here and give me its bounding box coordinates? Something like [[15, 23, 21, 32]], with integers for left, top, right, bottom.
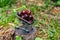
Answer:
[[0, 0, 16, 7], [16, 36, 22, 40], [35, 37, 42, 40], [51, 0, 60, 6], [56, 0, 60, 6]]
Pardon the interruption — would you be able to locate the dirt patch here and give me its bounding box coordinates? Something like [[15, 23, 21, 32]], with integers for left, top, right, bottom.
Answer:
[[0, 26, 15, 40]]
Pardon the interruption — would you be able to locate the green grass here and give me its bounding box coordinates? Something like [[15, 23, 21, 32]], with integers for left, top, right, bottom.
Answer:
[[0, 0, 16, 7], [16, 36, 22, 40]]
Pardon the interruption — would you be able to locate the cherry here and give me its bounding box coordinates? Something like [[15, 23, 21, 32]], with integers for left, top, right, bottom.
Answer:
[[17, 10, 34, 24], [29, 15, 33, 20], [25, 10, 31, 15], [21, 16, 25, 18], [17, 12, 20, 16], [29, 15, 32, 18], [21, 10, 31, 15], [24, 14, 28, 17], [23, 15, 29, 21], [21, 10, 26, 15], [17, 12, 22, 17]]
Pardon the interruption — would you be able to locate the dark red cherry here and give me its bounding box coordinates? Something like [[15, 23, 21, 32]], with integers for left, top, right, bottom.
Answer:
[[25, 10, 31, 15], [22, 10, 31, 15], [21, 16, 25, 18], [17, 12, 20, 16], [23, 15, 29, 21], [29, 15, 32, 18], [24, 14, 28, 17], [17, 12, 22, 17], [30, 17, 34, 21], [24, 15, 33, 22], [17, 10, 34, 24], [29, 15, 33, 20], [21, 10, 26, 15]]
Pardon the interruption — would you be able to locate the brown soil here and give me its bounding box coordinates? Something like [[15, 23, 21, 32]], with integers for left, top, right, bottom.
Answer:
[[0, 26, 15, 40]]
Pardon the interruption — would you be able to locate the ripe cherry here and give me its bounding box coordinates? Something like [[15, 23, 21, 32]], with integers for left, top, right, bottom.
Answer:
[[21, 10, 31, 15], [23, 14, 29, 21], [17, 10, 34, 24], [21, 10, 26, 15], [24, 14, 28, 17], [29, 15, 33, 20], [25, 10, 31, 15], [21, 16, 25, 19], [17, 12, 22, 17]]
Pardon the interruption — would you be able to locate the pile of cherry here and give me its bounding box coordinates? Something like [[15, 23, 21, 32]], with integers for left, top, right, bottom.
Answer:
[[17, 10, 34, 23]]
